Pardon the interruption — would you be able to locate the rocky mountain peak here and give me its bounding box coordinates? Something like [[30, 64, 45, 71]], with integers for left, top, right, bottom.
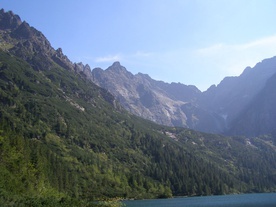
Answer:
[[104, 61, 134, 81], [240, 66, 252, 77], [111, 61, 121, 67], [107, 61, 128, 73], [56, 47, 63, 55], [83, 64, 92, 79], [74, 62, 93, 79], [74, 62, 85, 73], [52, 48, 74, 71], [0, 9, 22, 30]]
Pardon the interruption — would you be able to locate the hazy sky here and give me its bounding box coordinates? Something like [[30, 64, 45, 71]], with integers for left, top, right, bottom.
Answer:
[[2, 0, 276, 91]]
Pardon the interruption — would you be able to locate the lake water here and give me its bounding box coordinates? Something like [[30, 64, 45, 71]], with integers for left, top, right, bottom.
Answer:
[[123, 193, 276, 207]]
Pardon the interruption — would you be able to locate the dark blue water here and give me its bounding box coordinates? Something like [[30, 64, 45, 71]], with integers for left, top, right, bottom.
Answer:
[[123, 193, 276, 207]]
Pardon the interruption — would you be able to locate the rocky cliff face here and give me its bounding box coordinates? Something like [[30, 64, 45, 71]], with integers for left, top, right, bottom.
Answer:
[[201, 56, 276, 135], [92, 62, 189, 127], [228, 72, 276, 136], [91, 62, 224, 132]]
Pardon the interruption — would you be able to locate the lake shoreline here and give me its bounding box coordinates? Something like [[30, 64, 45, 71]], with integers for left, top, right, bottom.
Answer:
[[123, 192, 276, 207]]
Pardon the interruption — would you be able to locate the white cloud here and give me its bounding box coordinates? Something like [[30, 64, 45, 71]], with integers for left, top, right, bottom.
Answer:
[[94, 54, 122, 63], [195, 35, 276, 75], [239, 35, 276, 50], [132, 51, 153, 58], [93, 51, 153, 65]]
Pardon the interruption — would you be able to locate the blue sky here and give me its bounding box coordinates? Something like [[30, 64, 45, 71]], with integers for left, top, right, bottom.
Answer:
[[2, 0, 276, 91]]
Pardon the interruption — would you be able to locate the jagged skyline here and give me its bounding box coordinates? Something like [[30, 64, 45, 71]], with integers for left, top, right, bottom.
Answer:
[[2, 0, 276, 91]]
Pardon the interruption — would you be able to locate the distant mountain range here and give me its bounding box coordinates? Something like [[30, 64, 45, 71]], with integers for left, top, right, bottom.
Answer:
[[89, 56, 276, 137]]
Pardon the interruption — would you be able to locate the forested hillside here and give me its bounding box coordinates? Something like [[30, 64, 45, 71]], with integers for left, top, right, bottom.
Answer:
[[0, 9, 275, 206]]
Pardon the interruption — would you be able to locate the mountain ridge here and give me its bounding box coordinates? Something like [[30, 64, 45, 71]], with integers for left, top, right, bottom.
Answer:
[[91, 56, 276, 136], [91, 61, 204, 128]]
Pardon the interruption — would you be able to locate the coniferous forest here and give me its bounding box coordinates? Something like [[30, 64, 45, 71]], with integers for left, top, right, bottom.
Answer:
[[0, 9, 275, 206]]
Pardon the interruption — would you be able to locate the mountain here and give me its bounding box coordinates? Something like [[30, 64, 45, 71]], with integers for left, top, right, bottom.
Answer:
[[201, 56, 276, 136], [0, 9, 275, 206], [91, 55, 276, 136], [228, 71, 276, 137], [91, 62, 223, 133]]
